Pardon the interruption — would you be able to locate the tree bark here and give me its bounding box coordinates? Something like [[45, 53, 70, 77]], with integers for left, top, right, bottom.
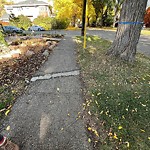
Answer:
[[107, 0, 148, 62], [112, 10, 119, 28]]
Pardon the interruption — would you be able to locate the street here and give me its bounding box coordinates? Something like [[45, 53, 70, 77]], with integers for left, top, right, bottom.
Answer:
[[87, 29, 150, 56], [47, 29, 150, 56]]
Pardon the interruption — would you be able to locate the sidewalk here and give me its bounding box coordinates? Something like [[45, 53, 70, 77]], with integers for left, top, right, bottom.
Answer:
[[1, 35, 92, 150]]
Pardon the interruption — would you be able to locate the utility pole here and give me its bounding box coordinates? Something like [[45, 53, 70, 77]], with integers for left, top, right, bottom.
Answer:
[[81, 0, 87, 36]]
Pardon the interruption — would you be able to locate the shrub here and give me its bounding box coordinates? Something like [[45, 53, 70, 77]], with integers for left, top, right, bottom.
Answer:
[[10, 15, 32, 30], [33, 16, 52, 30], [51, 18, 70, 29], [0, 31, 7, 45], [103, 15, 113, 27]]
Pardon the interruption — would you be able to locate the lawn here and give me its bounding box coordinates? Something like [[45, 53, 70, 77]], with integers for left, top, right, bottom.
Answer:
[[141, 29, 150, 35], [76, 36, 150, 149]]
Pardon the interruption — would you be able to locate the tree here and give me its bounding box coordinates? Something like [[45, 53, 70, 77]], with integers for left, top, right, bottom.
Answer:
[[107, 0, 148, 62], [54, 0, 82, 27], [10, 15, 31, 30], [112, 0, 124, 27], [92, 0, 114, 27], [87, 0, 96, 26], [0, 0, 13, 17], [33, 16, 51, 30]]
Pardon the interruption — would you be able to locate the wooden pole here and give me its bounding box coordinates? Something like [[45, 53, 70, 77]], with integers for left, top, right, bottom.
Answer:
[[81, 0, 87, 36]]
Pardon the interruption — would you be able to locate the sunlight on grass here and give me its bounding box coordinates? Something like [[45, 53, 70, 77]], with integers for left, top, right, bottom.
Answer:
[[141, 29, 150, 35], [76, 36, 150, 149]]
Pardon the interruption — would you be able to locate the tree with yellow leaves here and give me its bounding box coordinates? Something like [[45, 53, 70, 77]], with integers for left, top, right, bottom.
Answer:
[[54, 0, 82, 27], [54, 0, 96, 27]]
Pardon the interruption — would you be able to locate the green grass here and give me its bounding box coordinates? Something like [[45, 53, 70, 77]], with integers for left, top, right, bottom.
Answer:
[[76, 36, 150, 149], [141, 29, 150, 35]]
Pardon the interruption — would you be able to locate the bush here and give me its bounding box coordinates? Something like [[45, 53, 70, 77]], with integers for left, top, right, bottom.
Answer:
[[51, 18, 70, 29], [33, 16, 51, 30], [10, 15, 32, 30], [103, 15, 113, 27], [0, 31, 7, 45]]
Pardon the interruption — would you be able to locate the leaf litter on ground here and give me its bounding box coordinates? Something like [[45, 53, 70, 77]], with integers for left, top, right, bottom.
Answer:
[[0, 36, 60, 119]]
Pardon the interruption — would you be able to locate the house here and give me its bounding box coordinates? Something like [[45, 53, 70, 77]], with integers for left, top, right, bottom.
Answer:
[[0, 13, 10, 25], [4, 0, 52, 21]]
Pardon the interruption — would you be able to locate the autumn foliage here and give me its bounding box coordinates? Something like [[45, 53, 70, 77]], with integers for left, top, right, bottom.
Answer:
[[144, 7, 150, 27]]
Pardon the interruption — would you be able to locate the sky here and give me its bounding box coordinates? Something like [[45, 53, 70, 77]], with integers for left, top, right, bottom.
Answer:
[[8, 0, 52, 3], [7, 0, 150, 7]]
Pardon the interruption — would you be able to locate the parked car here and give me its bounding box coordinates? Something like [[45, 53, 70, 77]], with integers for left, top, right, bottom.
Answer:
[[3, 26, 23, 34], [78, 23, 82, 28], [28, 25, 45, 31]]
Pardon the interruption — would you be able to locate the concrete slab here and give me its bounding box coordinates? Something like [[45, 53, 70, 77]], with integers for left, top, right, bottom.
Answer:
[[35, 37, 79, 76]]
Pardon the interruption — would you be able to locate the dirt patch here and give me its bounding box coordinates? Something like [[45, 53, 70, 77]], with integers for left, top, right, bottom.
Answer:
[[0, 37, 60, 118]]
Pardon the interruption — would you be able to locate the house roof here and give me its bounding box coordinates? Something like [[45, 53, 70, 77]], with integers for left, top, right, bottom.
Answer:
[[6, 0, 49, 7], [16, 0, 48, 5]]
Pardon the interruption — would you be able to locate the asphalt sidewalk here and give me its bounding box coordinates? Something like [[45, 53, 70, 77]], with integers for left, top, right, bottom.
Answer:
[[1, 35, 92, 150]]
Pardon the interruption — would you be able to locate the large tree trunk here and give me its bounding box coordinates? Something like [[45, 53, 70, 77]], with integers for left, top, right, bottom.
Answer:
[[107, 0, 148, 62]]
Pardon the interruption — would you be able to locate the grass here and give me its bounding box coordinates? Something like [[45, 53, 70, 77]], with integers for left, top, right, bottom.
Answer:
[[76, 36, 150, 149], [141, 29, 150, 35]]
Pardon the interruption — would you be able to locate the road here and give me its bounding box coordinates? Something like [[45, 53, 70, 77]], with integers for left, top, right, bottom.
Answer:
[[87, 29, 150, 56], [6, 29, 150, 56]]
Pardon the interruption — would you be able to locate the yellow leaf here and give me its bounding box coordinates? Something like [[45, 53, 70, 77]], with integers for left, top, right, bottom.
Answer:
[[126, 141, 130, 148], [97, 93, 101, 96], [95, 100, 98, 105], [140, 129, 145, 132], [88, 138, 91, 143], [113, 133, 118, 139], [108, 132, 113, 136], [148, 137, 150, 140], [88, 111, 91, 115], [94, 130, 99, 137], [118, 126, 123, 130], [5, 110, 10, 116], [122, 115, 125, 119], [88, 127, 92, 131], [6, 126, 10, 131]]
